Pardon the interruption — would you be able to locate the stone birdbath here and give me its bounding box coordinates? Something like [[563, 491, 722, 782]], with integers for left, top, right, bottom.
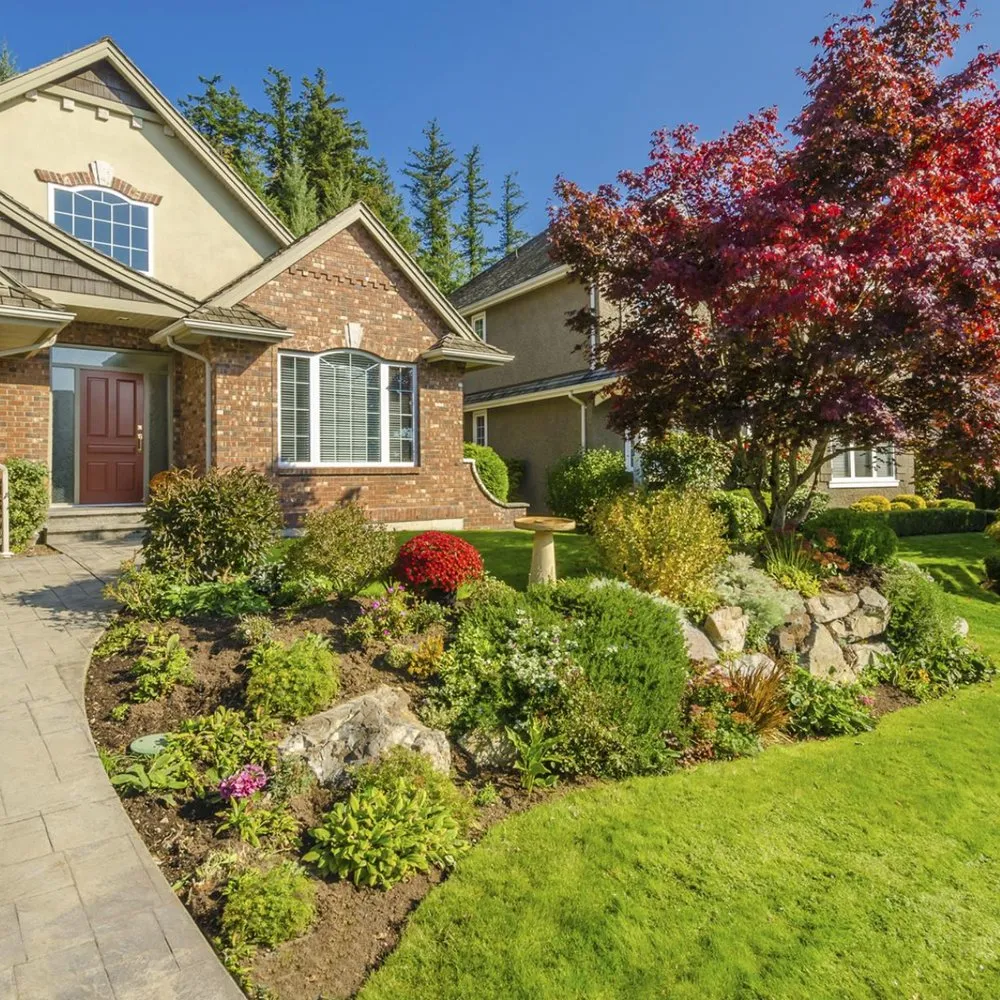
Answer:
[[514, 515, 576, 586]]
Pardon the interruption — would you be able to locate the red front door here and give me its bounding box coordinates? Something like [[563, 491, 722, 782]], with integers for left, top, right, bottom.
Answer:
[[79, 369, 144, 505]]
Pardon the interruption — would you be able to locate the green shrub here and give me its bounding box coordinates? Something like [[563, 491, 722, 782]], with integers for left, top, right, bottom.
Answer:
[[710, 489, 765, 545], [245, 634, 339, 720], [803, 509, 898, 566], [784, 669, 876, 737], [714, 554, 804, 649], [103, 562, 174, 619], [304, 781, 468, 889], [351, 746, 472, 834], [463, 443, 509, 502], [592, 489, 728, 606], [892, 493, 927, 510], [638, 432, 732, 492], [873, 638, 995, 699], [787, 486, 830, 525], [158, 577, 269, 618], [884, 506, 997, 536], [882, 561, 957, 658], [851, 494, 892, 513], [4, 458, 48, 552], [93, 618, 145, 659], [142, 467, 282, 582], [927, 498, 975, 510], [219, 862, 315, 949], [546, 448, 633, 526], [234, 614, 275, 646], [283, 502, 395, 598], [985, 554, 1000, 587], [130, 629, 194, 702]]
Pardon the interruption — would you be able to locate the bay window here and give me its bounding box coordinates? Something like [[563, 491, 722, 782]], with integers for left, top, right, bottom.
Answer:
[[829, 443, 897, 486], [279, 350, 416, 466]]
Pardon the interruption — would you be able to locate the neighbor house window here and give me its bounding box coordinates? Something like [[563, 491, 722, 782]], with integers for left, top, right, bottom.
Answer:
[[279, 350, 416, 466], [473, 410, 488, 447], [50, 186, 152, 273], [829, 443, 897, 486], [472, 313, 486, 341]]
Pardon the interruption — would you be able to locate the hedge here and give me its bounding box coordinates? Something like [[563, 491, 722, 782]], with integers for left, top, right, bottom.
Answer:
[[464, 443, 509, 502], [880, 507, 997, 536]]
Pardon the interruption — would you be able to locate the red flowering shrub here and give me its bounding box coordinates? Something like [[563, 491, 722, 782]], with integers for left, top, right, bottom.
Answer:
[[393, 532, 484, 595]]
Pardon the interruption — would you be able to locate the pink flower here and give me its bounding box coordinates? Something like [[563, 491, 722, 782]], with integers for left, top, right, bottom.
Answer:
[[219, 764, 267, 801]]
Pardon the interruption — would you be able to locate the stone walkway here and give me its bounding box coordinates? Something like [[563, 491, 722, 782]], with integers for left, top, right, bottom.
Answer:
[[0, 543, 243, 999]]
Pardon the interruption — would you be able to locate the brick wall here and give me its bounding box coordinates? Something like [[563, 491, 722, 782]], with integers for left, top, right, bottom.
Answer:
[[0, 353, 48, 463], [230, 221, 524, 528]]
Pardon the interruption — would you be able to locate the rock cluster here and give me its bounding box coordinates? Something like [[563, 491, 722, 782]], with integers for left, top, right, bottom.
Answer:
[[278, 685, 451, 785], [683, 582, 893, 685]]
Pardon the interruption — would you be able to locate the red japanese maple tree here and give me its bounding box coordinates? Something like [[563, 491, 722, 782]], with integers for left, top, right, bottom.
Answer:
[[550, 0, 1000, 528]]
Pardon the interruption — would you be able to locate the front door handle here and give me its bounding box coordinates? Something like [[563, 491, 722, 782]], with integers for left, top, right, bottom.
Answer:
[[137, 423, 144, 454]]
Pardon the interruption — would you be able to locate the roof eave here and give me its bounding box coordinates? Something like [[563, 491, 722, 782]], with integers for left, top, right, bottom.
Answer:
[[464, 375, 617, 411], [453, 264, 570, 315], [420, 345, 515, 370], [150, 317, 292, 346], [0, 304, 76, 327]]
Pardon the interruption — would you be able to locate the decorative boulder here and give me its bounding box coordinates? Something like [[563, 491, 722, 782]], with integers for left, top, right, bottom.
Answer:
[[732, 652, 776, 676], [858, 586, 890, 616], [829, 610, 885, 642], [849, 642, 892, 672], [773, 610, 812, 655], [458, 728, 515, 770], [704, 606, 749, 654], [278, 685, 451, 785], [682, 621, 719, 664], [805, 592, 860, 624], [801, 622, 852, 684], [954, 617, 970, 638]]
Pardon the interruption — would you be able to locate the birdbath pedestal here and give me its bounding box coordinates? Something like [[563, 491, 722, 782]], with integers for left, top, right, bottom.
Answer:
[[514, 515, 576, 586]]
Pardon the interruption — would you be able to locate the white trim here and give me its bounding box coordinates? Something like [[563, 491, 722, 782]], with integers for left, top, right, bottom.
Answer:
[[464, 375, 617, 412], [829, 477, 899, 489], [828, 443, 898, 488], [150, 317, 292, 346], [48, 182, 155, 276], [472, 410, 488, 448], [456, 265, 570, 314], [0, 304, 76, 327], [276, 349, 418, 469], [420, 344, 512, 368], [471, 312, 486, 342], [588, 283, 598, 369]]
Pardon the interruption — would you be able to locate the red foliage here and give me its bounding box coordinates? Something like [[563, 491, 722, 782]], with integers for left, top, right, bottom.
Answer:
[[549, 0, 1000, 526], [392, 532, 484, 595]]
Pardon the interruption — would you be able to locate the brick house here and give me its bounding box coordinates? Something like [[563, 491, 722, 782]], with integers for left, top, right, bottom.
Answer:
[[0, 39, 524, 532], [453, 229, 915, 512]]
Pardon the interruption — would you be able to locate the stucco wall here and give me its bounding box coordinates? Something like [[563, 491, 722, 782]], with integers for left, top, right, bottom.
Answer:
[[0, 89, 281, 297], [462, 277, 590, 394]]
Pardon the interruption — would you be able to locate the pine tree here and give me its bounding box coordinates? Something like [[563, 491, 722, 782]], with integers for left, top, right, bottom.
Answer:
[[262, 67, 298, 203], [0, 41, 16, 83], [496, 171, 529, 259], [298, 69, 366, 219], [276, 151, 319, 237], [179, 76, 267, 194], [354, 156, 419, 254], [404, 120, 460, 291], [457, 145, 496, 279]]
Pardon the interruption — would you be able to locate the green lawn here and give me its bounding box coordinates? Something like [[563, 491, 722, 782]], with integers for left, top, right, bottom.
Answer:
[[359, 532, 1000, 1000]]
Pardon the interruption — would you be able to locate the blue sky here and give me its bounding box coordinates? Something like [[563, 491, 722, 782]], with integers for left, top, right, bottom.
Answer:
[[3, 1, 999, 243]]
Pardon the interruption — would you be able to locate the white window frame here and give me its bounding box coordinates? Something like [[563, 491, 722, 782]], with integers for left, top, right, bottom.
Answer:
[[829, 443, 898, 488], [277, 349, 418, 468], [472, 410, 488, 448], [48, 183, 155, 275], [471, 312, 486, 341], [588, 283, 599, 369], [624, 431, 635, 473]]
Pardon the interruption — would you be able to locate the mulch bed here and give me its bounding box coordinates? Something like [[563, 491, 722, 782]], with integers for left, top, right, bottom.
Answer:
[[85, 603, 555, 999]]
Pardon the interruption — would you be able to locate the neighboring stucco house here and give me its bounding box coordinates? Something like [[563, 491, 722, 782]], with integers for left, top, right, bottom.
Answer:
[[0, 39, 524, 537], [454, 229, 914, 513]]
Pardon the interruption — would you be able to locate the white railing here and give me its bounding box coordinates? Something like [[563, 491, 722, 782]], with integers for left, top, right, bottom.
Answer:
[[0, 463, 9, 558]]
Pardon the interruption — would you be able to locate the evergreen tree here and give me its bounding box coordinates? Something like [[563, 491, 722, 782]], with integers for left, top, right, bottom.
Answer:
[[262, 67, 298, 203], [354, 156, 419, 254], [496, 171, 529, 258], [457, 145, 496, 278], [298, 69, 366, 219], [0, 41, 16, 83], [179, 76, 267, 194], [276, 151, 319, 237], [404, 119, 460, 291]]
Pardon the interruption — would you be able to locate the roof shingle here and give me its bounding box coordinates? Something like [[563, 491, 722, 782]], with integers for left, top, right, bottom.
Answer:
[[450, 230, 560, 311]]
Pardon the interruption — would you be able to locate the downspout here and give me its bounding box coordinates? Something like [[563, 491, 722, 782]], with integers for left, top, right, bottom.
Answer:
[[1, 463, 10, 558], [165, 336, 212, 473], [568, 392, 587, 451]]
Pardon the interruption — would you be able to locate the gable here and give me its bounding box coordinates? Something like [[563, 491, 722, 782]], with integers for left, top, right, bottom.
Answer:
[[0, 40, 292, 299]]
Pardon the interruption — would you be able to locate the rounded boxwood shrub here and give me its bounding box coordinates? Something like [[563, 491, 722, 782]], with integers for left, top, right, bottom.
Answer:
[[393, 531, 484, 597], [638, 431, 733, 492], [802, 508, 897, 567], [892, 493, 927, 510], [850, 494, 892, 513], [4, 458, 48, 552], [245, 633, 339, 720], [546, 448, 633, 526], [142, 467, 282, 582], [463, 443, 509, 502]]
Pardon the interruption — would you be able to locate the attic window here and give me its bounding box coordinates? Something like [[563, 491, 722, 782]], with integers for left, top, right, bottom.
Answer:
[[50, 186, 152, 273], [472, 313, 486, 341]]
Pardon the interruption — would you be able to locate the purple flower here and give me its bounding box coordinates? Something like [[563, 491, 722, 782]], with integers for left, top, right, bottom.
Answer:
[[219, 764, 267, 801], [859, 695, 876, 707]]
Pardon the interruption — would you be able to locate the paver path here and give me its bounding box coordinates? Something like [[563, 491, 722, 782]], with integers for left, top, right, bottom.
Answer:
[[0, 542, 243, 999]]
